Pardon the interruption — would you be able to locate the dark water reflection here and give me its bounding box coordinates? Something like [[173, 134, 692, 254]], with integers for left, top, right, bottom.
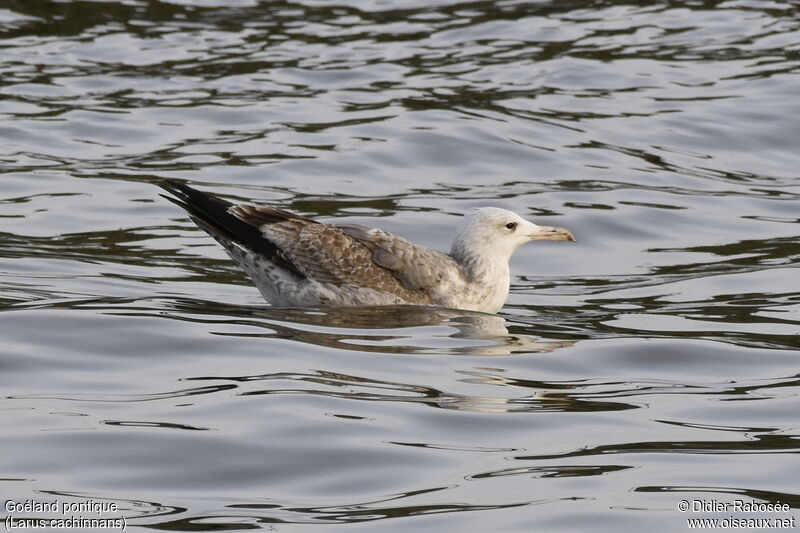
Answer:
[[2, 0, 799, 531]]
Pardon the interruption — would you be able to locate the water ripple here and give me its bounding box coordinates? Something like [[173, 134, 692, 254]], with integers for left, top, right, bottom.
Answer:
[[2, 1, 799, 530]]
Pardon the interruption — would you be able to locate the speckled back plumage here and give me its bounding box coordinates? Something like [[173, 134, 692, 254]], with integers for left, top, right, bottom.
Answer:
[[231, 204, 437, 305]]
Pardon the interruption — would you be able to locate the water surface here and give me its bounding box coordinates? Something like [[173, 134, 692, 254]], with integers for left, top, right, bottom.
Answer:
[[1, 1, 799, 531]]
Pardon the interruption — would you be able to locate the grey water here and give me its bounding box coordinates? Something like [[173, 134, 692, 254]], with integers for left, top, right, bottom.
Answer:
[[1, 1, 799, 531]]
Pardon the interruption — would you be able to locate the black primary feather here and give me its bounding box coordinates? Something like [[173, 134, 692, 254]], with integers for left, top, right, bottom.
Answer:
[[159, 179, 307, 279]]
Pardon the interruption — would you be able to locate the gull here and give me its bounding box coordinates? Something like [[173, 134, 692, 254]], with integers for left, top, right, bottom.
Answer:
[[159, 180, 575, 313]]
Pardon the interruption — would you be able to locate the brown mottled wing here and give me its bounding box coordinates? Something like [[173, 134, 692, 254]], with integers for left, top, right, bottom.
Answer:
[[230, 206, 436, 304], [337, 225, 456, 290]]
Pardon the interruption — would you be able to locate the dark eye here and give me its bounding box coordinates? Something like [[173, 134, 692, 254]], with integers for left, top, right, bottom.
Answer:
[[505, 222, 517, 231]]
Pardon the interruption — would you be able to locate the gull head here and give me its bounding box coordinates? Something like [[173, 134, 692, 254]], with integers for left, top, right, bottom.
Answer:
[[451, 207, 575, 262]]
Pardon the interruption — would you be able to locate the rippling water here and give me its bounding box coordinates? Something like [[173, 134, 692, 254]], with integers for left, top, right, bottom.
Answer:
[[2, 1, 799, 531]]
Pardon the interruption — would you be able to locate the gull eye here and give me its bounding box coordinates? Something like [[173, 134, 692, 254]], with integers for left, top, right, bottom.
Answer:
[[505, 222, 517, 231]]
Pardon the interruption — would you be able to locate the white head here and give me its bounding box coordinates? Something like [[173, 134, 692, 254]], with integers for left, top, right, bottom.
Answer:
[[450, 207, 575, 264]]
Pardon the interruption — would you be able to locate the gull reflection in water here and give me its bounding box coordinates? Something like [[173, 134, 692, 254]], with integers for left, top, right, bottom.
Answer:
[[164, 300, 574, 356]]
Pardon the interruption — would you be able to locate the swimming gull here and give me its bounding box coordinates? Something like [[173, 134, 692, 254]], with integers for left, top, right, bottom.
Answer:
[[159, 181, 575, 313]]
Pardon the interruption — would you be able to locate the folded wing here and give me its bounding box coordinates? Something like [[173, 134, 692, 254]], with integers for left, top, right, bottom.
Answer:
[[160, 180, 458, 306]]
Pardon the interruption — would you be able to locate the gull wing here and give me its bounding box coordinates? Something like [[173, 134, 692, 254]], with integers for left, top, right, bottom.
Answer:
[[230, 208, 436, 304], [160, 180, 445, 305], [336, 224, 458, 291]]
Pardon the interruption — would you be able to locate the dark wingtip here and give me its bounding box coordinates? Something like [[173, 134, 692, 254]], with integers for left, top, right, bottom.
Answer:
[[157, 179, 306, 280], [157, 178, 185, 198], [158, 192, 188, 209], [159, 179, 231, 208]]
